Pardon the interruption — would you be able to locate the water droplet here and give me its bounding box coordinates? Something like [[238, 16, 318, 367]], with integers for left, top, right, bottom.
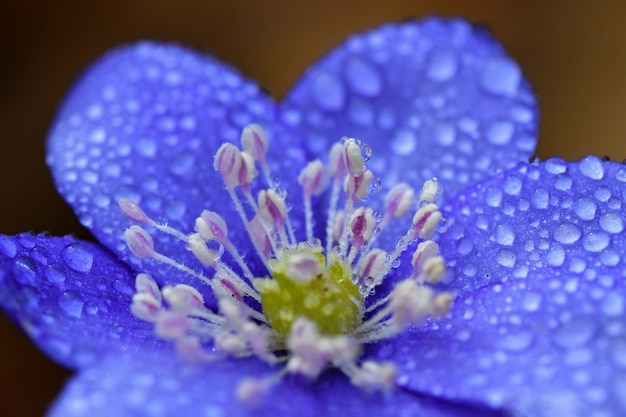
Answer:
[[564, 348, 593, 367], [578, 156, 604, 180], [487, 120, 514, 145], [310, 71, 345, 111], [552, 317, 595, 349], [553, 223, 582, 244], [495, 224, 515, 246], [599, 212, 624, 234], [45, 264, 66, 283], [165, 200, 186, 220], [170, 152, 195, 176], [12, 257, 37, 285], [368, 177, 382, 194], [532, 188, 549, 209], [0, 236, 16, 258], [546, 246, 565, 267], [348, 98, 374, 126], [503, 175, 522, 195], [582, 231, 610, 253], [522, 291, 542, 312], [344, 57, 382, 97], [611, 341, 626, 369], [480, 57, 521, 96], [485, 186, 503, 207], [136, 138, 157, 158], [58, 291, 84, 318], [495, 330, 533, 352], [545, 158, 567, 174], [434, 123, 456, 146], [89, 127, 106, 143], [391, 129, 416, 155], [496, 249, 516, 267], [554, 173, 573, 191], [426, 49, 457, 82], [594, 186, 611, 202], [573, 197, 597, 221], [61, 243, 94, 273], [601, 292, 624, 317]]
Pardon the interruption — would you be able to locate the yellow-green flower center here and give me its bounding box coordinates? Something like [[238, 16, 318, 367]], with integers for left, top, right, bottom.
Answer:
[[254, 245, 363, 335]]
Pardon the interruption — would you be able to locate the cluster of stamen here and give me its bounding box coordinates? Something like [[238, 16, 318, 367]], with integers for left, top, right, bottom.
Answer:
[[120, 123, 452, 401]]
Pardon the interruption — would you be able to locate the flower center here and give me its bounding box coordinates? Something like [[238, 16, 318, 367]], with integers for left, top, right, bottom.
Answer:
[[256, 245, 361, 335], [119, 124, 452, 400]]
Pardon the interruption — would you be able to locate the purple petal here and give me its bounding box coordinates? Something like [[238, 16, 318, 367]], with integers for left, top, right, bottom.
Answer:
[[283, 18, 537, 198], [375, 157, 626, 416], [49, 352, 503, 417], [46, 43, 308, 292], [0, 233, 159, 369]]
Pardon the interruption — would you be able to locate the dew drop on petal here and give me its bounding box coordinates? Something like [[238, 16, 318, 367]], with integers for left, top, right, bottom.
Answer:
[[391, 128, 416, 156], [487, 120, 514, 145], [58, 291, 84, 318], [601, 292, 624, 317], [310, 71, 345, 111], [12, 257, 37, 285], [582, 232, 610, 253], [495, 330, 533, 352], [552, 317, 595, 349], [61, 243, 94, 273], [344, 57, 382, 97], [0, 236, 16, 258], [599, 212, 624, 234], [480, 57, 521, 96], [573, 198, 597, 221], [45, 264, 67, 284], [426, 49, 457, 82], [496, 249, 516, 267], [578, 156, 604, 180], [495, 224, 515, 246], [553, 223, 582, 245], [522, 291, 542, 312]]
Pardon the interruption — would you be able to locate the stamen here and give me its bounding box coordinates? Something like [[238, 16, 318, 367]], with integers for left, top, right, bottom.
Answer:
[[122, 124, 455, 399], [240, 124, 271, 185], [195, 210, 254, 280], [298, 159, 328, 242]]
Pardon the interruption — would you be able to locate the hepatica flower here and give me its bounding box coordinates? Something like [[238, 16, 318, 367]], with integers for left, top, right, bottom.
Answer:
[[1, 17, 625, 417]]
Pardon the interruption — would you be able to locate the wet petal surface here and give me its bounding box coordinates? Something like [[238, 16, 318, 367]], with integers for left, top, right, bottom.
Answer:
[[374, 158, 626, 416], [49, 352, 504, 417], [46, 43, 307, 293], [0, 234, 158, 369], [283, 18, 537, 198]]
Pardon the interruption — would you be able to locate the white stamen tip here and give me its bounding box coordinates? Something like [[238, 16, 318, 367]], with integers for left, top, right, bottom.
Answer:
[[135, 273, 162, 302], [130, 293, 161, 322], [241, 124, 269, 164], [345, 169, 374, 201], [298, 159, 328, 197], [188, 234, 223, 266], [124, 225, 155, 259], [342, 138, 366, 177], [214, 143, 243, 188], [119, 198, 151, 224], [329, 142, 347, 180], [351, 361, 397, 393], [162, 284, 205, 314], [286, 252, 321, 282], [420, 179, 442, 205], [423, 256, 446, 284], [384, 183, 415, 220], [389, 280, 434, 329], [412, 203, 442, 239], [195, 210, 229, 242], [237, 378, 270, 404]]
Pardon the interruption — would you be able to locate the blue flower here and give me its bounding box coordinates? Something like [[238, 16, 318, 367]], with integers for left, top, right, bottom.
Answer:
[[1, 17, 624, 416]]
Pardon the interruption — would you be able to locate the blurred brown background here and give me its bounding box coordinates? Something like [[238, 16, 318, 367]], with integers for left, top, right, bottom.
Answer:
[[1, 1, 626, 415]]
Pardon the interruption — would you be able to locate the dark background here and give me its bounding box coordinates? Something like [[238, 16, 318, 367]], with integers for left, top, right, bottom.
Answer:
[[2, 1, 626, 415]]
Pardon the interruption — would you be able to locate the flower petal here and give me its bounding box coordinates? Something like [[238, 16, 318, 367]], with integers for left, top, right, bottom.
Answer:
[[46, 43, 308, 290], [375, 157, 626, 416], [0, 233, 159, 369], [282, 18, 537, 197], [49, 352, 503, 417]]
